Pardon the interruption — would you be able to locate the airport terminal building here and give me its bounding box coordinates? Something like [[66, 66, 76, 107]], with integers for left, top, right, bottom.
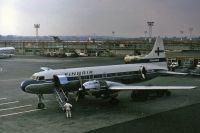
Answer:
[[0, 38, 199, 66]]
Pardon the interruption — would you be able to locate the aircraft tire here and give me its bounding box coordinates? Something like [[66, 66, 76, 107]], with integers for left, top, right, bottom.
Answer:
[[157, 90, 165, 97], [75, 91, 85, 102], [165, 90, 171, 96], [37, 103, 45, 109], [109, 98, 119, 105], [131, 91, 148, 102], [79, 92, 85, 99], [77, 91, 85, 99], [131, 91, 140, 102], [139, 93, 148, 102]]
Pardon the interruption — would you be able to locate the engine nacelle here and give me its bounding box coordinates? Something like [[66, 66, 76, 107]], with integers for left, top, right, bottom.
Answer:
[[83, 80, 118, 99], [83, 80, 109, 90], [83, 80, 101, 90]]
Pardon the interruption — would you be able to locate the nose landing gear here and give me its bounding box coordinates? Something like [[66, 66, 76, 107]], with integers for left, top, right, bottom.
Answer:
[[37, 94, 45, 109]]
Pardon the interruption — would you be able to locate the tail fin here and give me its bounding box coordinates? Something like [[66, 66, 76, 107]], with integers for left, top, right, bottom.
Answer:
[[144, 36, 167, 69], [124, 36, 167, 69], [145, 36, 165, 59]]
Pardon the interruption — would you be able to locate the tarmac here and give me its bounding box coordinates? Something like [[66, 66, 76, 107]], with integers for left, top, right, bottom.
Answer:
[[0, 55, 200, 133], [87, 103, 200, 133]]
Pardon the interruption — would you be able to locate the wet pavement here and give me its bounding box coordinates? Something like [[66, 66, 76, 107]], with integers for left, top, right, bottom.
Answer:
[[0, 56, 199, 133]]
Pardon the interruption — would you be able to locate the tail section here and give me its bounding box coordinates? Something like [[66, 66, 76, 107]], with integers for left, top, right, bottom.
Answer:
[[145, 36, 165, 59], [124, 36, 168, 69], [143, 36, 167, 69]]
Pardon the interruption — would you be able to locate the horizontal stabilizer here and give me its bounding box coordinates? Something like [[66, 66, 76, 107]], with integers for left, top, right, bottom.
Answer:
[[109, 85, 196, 90], [40, 67, 53, 71]]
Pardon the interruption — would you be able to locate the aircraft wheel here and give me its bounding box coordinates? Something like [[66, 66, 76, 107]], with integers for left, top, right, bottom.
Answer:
[[109, 98, 119, 105], [131, 91, 148, 102], [165, 90, 171, 96], [78, 92, 85, 99], [131, 91, 140, 101], [140, 93, 148, 101], [75, 91, 85, 102], [37, 103, 45, 109], [157, 91, 164, 97]]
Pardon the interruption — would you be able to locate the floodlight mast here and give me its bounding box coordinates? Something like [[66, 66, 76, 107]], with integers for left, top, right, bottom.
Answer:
[[180, 30, 184, 41], [189, 27, 193, 40], [147, 21, 154, 43], [112, 31, 116, 55], [144, 30, 147, 40], [112, 31, 115, 40], [34, 24, 40, 44]]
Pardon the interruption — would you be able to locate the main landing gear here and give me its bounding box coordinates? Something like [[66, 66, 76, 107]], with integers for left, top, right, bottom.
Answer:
[[37, 94, 45, 109], [109, 97, 119, 105], [131, 90, 171, 102], [75, 91, 85, 102]]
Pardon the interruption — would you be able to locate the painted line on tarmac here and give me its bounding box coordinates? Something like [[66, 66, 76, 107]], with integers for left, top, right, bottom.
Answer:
[[0, 78, 27, 82], [0, 98, 7, 100], [0, 101, 19, 106], [0, 104, 32, 112], [0, 108, 44, 118]]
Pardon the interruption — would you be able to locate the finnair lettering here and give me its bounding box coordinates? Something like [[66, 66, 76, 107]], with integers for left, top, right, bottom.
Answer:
[[149, 59, 159, 62], [65, 71, 93, 76]]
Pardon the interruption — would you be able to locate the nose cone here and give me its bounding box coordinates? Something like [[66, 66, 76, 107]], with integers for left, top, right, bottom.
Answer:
[[20, 80, 33, 92], [20, 81, 27, 92]]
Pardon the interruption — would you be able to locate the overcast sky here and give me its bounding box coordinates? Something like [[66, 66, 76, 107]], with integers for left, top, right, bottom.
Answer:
[[0, 0, 200, 37]]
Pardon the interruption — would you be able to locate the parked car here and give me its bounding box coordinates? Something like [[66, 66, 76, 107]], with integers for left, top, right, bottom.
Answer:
[[169, 62, 179, 68]]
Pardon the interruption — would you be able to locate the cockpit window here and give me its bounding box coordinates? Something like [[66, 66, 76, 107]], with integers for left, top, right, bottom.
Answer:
[[38, 76, 45, 80], [31, 76, 37, 80], [31, 76, 45, 80]]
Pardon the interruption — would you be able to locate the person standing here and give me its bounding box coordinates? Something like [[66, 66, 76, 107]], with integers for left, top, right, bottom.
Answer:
[[64, 102, 72, 118]]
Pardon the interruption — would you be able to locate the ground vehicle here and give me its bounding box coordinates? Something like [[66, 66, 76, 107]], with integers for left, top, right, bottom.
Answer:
[[196, 62, 200, 68], [169, 62, 179, 68]]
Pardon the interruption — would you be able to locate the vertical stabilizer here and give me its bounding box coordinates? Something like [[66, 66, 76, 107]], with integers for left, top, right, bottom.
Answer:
[[143, 36, 167, 69], [145, 36, 165, 59]]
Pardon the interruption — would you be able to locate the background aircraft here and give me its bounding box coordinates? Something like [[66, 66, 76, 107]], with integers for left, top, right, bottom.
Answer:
[[0, 47, 15, 58]]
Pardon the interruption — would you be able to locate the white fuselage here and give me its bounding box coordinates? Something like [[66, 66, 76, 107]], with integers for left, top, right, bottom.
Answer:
[[32, 62, 167, 81], [0, 47, 15, 57]]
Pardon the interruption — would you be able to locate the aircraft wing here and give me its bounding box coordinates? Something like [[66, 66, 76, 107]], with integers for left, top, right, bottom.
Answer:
[[109, 85, 196, 90], [82, 80, 196, 91], [40, 67, 53, 71], [158, 70, 188, 75]]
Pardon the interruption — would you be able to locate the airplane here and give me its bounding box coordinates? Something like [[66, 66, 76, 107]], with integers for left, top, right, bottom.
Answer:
[[20, 37, 195, 110], [75, 49, 88, 57], [124, 50, 144, 63], [124, 54, 144, 64], [0, 47, 15, 58], [51, 36, 63, 43]]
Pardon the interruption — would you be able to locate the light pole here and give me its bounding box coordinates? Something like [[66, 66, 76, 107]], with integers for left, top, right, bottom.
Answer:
[[112, 31, 115, 40], [34, 24, 40, 44], [180, 30, 184, 41], [112, 31, 116, 55], [144, 30, 147, 40], [189, 27, 193, 41], [147, 21, 154, 43]]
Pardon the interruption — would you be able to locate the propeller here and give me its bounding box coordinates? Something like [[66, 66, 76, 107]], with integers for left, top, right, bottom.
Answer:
[[139, 66, 147, 80]]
